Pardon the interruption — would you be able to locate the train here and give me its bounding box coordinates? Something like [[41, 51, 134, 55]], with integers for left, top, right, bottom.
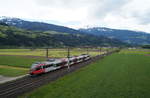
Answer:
[[29, 54, 91, 76]]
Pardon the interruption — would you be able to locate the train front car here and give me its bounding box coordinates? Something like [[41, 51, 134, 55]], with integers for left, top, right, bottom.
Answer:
[[30, 62, 45, 76], [30, 59, 69, 76]]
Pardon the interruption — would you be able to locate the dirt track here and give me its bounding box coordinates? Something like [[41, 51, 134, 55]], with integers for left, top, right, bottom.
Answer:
[[0, 54, 48, 58]]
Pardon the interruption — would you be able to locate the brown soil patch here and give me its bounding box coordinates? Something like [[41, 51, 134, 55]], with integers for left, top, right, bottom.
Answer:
[[145, 54, 150, 56]]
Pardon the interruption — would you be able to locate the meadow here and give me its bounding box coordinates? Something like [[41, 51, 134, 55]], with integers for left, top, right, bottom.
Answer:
[[22, 49, 150, 98], [120, 48, 150, 55], [0, 48, 106, 68], [0, 65, 28, 77], [0, 48, 105, 77], [0, 56, 45, 68], [0, 48, 105, 58], [0, 56, 44, 77]]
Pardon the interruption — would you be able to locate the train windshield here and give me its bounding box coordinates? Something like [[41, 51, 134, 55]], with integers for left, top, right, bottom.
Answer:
[[31, 62, 41, 69], [35, 66, 42, 71]]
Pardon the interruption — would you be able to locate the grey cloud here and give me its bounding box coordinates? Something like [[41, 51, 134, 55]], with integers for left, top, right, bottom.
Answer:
[[34, 0, 150, 26], [34, 0, 95, 8], [131, 11, 150, 25], [34, 0, 131, 19], [90, 0, 131, 19]]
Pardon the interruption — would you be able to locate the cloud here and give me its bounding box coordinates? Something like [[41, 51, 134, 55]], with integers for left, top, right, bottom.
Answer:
[[119, 0, 150, 25], [34, 0, 131, 19], [34, 0, 93, 8], [89, 0, 130, 19], [0, 0, 150, 32]]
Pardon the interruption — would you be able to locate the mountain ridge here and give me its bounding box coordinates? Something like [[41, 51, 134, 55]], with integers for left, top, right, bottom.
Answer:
[[3, 16, 149, 46], [0, 16, 81, 34], [0, 22, 127, 48], [79, 27, 150, 45]]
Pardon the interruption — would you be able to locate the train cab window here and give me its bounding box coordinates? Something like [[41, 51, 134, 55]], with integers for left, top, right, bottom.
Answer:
[[35, 67, 41, 71]]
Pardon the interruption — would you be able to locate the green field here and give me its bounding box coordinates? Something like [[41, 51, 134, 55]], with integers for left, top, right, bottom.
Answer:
[[22, 50, 150, 98], [120, 49, 150, 55], [0, 48, 105, 77], [0, 48, 106, 77], [0, 56, 45, 68], [0, 56, 43, 77], [0, 48, 105, 58], [0, 48, 105, 68], [0, 65, 28, 77]]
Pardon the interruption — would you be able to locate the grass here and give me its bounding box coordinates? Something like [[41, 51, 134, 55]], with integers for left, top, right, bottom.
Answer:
[[120, 49, 150, 55], [0, 48, 106, 77], [21, 50, 150, 98], [0, 49, 31, 52], [0, 49, 105, 57], [0, 56, 45, 68], [0, 65, 28, 77], [0, 48, 105, 68]]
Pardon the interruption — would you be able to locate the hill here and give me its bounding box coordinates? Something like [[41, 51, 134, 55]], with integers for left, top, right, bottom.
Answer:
[[0, 16, 81, 34], [79, 27, 150, 45], [0, 24, 126, 48]]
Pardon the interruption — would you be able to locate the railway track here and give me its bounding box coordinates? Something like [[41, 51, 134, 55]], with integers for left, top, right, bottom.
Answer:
[[0, 51, 116, 98]]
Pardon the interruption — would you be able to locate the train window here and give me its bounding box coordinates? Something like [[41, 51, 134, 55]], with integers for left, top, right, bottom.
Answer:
[[43, 64, 52, 68], [56, 62, 66, 66], [48, 64, 52, 67], [43, 65, 48, 68], [43, 66, 45, 68], [63, 62, 67, 65], [56, 63, 60, 66], [60, 62, 63, 65], [35, 67, 41, 71], [61, 62, 66, 65]]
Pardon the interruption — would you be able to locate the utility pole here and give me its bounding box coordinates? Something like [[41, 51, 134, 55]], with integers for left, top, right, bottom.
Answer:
[[99, 47, 101, 55], [106, 47, 109, 54], [67, 47, 70, 69], [46, 48, 49, 59], [87, 47, 89, 55]]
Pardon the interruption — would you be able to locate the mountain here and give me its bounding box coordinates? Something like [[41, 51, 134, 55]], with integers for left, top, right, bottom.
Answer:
[[1, 17, 149, 46], [0, 16, 81, 34], [79, 27, 150, 45], [0, 17, 128, 48], [0, 23, 127, 48]]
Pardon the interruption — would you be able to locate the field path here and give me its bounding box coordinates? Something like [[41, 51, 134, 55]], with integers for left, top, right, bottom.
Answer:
[[0, 65, 28, 70], [0, 75, 27, 84], [0, 55, 49, 58]]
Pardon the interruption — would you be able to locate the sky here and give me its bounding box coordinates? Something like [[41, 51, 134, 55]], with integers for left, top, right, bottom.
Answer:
[[0, 0, 150, 33]]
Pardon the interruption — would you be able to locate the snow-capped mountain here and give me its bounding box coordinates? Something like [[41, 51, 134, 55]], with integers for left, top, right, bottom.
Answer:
[[0, 16, 23, 25], [0, 16, 80, 34], [79, 27, 150, 45], [1, 16, 150, 45]]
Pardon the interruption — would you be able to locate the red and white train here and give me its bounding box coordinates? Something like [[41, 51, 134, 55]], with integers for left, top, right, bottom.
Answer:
[[29, 54, 90, 76]]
